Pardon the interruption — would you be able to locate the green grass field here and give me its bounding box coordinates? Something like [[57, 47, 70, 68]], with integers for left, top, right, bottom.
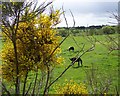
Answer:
[[48, 34, 119, 94], [0, 33, 119, 94]]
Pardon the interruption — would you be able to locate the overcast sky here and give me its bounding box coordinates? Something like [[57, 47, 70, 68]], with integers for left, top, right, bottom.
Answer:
[[37, 0, 119, 27]]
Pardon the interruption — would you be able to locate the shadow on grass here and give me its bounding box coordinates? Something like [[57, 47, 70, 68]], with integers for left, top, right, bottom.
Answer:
[[72, 65, 89, 69]]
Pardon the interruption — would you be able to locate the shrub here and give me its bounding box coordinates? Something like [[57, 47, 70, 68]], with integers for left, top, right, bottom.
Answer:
[[58, 28, 68, 37], [54, 79, 88, 95], [102, 26, 115, 34]]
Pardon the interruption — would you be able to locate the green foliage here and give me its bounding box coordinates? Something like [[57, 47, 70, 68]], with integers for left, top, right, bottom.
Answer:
[[87, 29, 96, 35], [117, 25, 120, 34], [57, 26, 117, 36], [57, 28, 68, 37], [102, 26, 115, 34]]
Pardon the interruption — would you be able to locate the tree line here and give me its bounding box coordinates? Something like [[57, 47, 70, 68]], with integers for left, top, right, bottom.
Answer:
[[57, 25, 118, 37]]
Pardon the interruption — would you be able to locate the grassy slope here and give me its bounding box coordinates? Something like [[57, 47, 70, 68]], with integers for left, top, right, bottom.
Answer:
[[49, 34, 118, 94]]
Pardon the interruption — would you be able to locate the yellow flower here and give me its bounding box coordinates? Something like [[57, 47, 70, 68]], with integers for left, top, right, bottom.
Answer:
[[2, 9, 62, 82], [54, 79, 88, 95]]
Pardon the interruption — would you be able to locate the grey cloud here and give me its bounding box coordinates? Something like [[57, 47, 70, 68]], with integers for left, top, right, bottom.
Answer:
[[53, 1, 118, 27], [61, 2, 118, 15]]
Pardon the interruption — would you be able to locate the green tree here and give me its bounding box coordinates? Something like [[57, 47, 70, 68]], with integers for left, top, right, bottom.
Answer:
[[58, 28, 68, 37], [102, 26, 115, 34]]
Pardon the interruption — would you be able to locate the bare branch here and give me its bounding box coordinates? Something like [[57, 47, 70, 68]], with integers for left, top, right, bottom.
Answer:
[[22, 71, 28, 96], [107, 35, 118, 46], [43, 66, 50, 95], [20, 1, 53, 22], [46, 45, 95, 90], [43, 11, 71, 93], [2, 83, 11, 96], [37, 72, 46, 95], [69, 9, 75, 27], [44, 6, 71, 66], [62, 6, 68, 28], [32, 72, 38, 95], [25, 81, 33, 96]]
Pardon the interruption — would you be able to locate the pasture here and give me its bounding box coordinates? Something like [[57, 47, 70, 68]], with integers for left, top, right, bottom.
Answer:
[[0, 33, 119, 94], [49, 34, 119, 94]]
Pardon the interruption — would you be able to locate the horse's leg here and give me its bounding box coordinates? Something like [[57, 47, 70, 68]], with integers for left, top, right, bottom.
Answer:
[[78, 60, 80, 67], [80, 58, 83, 66]]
